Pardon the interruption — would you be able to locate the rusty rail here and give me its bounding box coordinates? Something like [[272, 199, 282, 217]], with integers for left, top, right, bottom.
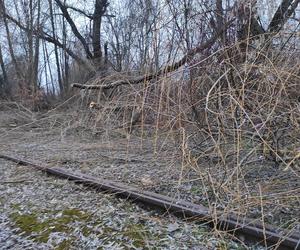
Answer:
[[0, 153, 299, 249]]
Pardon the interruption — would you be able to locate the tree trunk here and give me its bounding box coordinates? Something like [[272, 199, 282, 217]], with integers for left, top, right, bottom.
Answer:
[[92, 0, 108, 66], [268, 0, 299, 33], [0, 0, 23, 86], [25, 0, 35, 93], [49, 0, 63, 94], [216, 0, 225, 43], [62, 7, 70, 94], [0, 44, 9, 96], [32, 0, 41, 93]]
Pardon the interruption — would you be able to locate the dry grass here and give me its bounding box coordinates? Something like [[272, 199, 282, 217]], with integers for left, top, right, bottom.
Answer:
[[74, 36, 300, 238]]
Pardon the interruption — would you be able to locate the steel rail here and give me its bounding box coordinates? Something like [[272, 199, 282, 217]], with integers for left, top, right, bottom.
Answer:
[[0, 153, 299, 249]]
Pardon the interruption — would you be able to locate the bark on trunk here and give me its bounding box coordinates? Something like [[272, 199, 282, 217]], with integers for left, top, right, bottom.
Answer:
[[49, 0, 63, 94], [0, 45, 9, 96], [92, 0, 109, 66]]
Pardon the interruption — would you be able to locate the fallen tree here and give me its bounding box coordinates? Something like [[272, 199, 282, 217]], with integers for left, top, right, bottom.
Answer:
[[71, 20, 234, 90], [71, 0, 300, 91]]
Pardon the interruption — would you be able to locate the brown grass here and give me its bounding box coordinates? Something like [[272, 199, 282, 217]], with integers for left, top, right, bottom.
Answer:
[[76, 36, 300, 239]]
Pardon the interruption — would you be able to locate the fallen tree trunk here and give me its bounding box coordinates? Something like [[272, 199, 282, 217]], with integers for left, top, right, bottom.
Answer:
[[71, 21, 234, 90]]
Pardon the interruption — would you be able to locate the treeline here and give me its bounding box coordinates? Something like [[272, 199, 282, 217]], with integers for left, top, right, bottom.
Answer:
[[0, 0, 299, 104]]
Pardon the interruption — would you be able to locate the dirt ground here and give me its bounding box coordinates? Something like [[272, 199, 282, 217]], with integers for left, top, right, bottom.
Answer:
[[0, 107, 299, 249]]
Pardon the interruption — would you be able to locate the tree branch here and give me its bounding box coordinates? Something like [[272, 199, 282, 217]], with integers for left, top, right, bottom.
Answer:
[[268, 0, 300, 34], [54, 0, 93, 59], [4, 12, 95, 72], [65, 5, 94, 19], [65, 5, 115, 19]]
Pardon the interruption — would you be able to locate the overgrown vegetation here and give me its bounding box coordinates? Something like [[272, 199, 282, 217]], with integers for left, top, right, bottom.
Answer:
[[0, 0, 299, 247]]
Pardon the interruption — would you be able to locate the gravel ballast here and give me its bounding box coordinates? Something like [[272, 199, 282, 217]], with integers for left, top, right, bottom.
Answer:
[[0, 158, 249, 249]]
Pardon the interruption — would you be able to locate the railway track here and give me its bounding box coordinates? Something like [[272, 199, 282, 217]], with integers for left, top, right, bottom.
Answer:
[[0, 153, 299, 249]]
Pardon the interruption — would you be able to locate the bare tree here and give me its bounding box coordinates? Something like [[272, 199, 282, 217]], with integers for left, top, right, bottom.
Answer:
[[0, 0, 299, 98]]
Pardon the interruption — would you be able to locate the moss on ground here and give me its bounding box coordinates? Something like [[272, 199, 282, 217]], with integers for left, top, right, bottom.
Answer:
[[9, 205, 160, 249], [8, 203, 245, 249], [10, 207, 91, 245]]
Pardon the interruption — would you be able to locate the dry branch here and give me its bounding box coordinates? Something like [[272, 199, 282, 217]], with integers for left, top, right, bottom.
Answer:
[[2, 9, 95, 72], [54, 0, 93, 59]]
